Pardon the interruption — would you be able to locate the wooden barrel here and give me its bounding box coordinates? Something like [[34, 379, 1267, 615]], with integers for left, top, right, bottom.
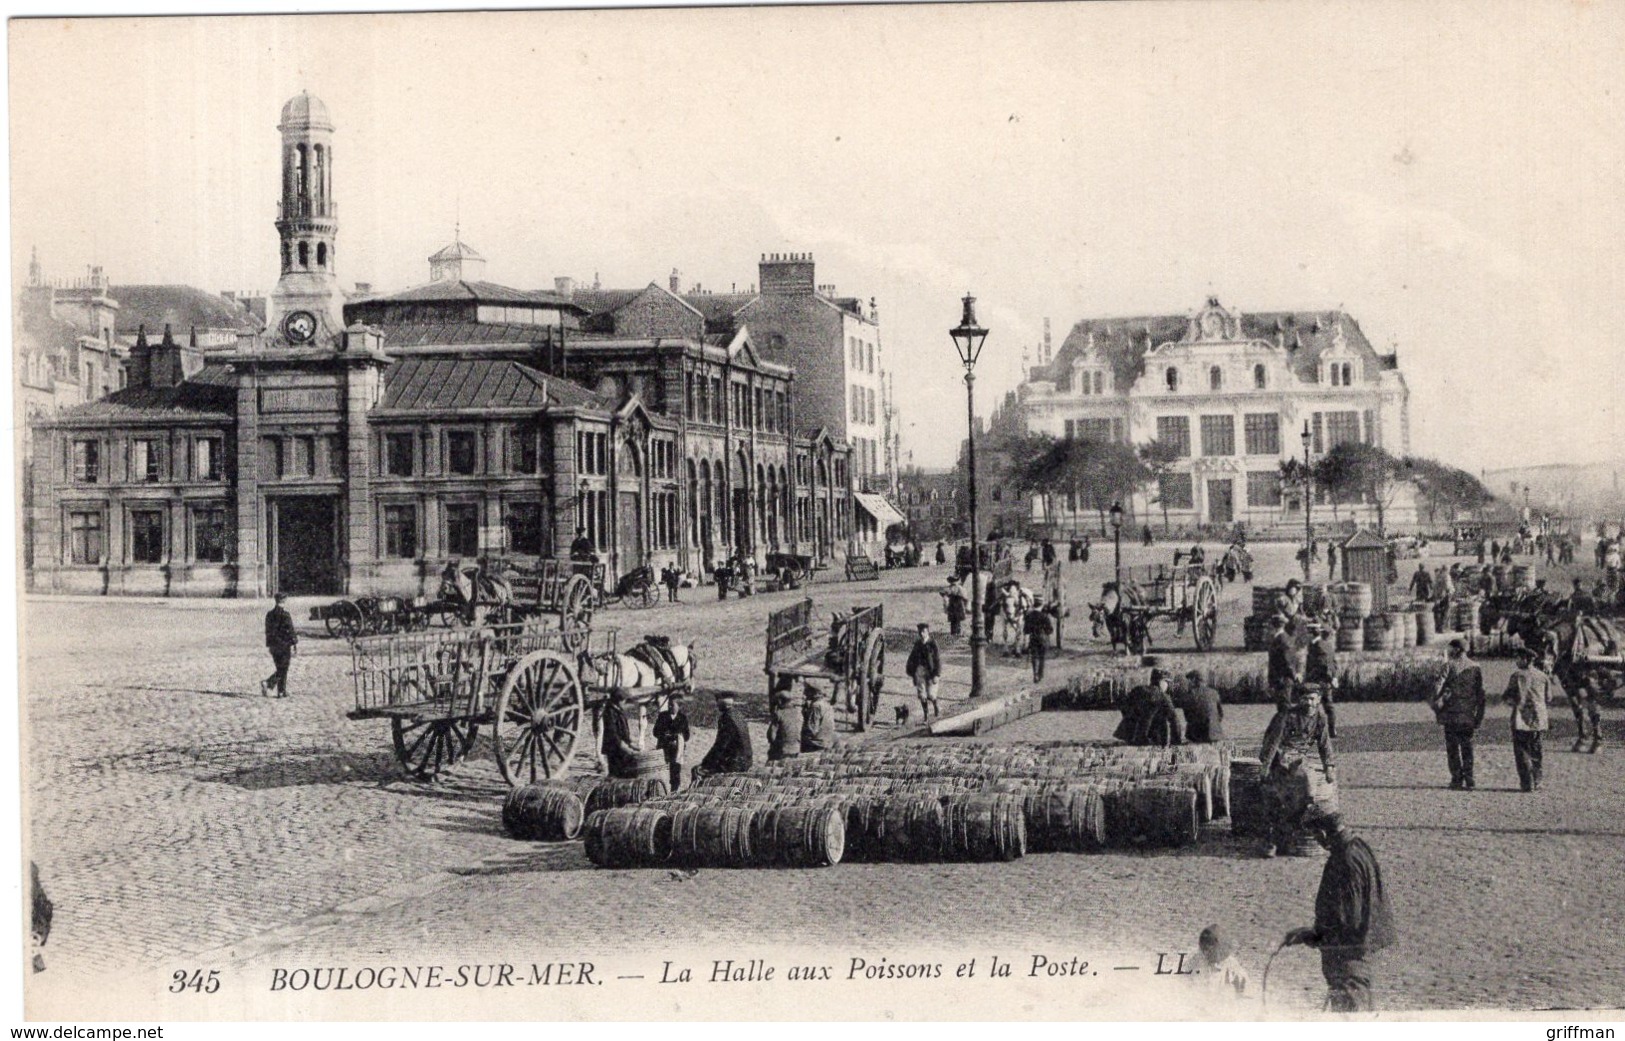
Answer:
[[880, 795, 946, 862], [584, 777, 671, 817], [1416, 606, 1436, 644], [941, 794, 1026, 861], [1363, 613, 1390, 651], [502, 782, 585, 842], [1336, 619, 1364, 652], [1226, 758, 1268, 838], [669, 804, 758, 867], [750, 803, 846, 867], [1338, 582, 1373, 618], [629, 749, 668, 782], [1397, 611, 1417, 647], [1103, 784, 1199, 848], [583, 807, 672, 868]]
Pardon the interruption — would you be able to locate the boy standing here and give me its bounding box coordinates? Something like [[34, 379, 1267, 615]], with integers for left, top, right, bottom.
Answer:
[[653, 691, 690, 792], [906, 622, 942, 722]]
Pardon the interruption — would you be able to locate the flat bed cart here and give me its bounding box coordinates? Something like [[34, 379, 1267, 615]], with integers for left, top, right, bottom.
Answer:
[[765, 598, 886, 731], [347, 620, 618, 784], [1110, 562, 1220, 655], [499, 559, 609, 640], [311, 595, 438, 639]]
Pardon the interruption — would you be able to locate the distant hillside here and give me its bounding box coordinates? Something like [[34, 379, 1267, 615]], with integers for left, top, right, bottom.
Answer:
[[1481, 460, 1625, 518]]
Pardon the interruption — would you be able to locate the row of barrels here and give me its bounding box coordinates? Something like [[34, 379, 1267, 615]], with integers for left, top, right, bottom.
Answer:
[[501, 777, 670, 842]]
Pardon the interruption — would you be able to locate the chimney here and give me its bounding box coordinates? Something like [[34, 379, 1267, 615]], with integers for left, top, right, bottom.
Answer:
[[818, 283, 837, 297], [1043, 317, 1052, 363], [759, 251, 816, 296], [554, 276, 575, 298], [669, 268, 681, 294], [129, 325, 153, 387]]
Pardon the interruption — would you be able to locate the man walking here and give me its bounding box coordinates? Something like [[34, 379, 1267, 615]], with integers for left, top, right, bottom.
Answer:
[[1179, 669, 1225, 743], [1282, 810, 1396, 1012], [1502, 647, 1551, 792], [1023, 595, 1054, 682], [1429, 639, 1485, 789], [906, 622, 942, 722], [262, 593, 298, 698], [1407, 562, 1433, 604]]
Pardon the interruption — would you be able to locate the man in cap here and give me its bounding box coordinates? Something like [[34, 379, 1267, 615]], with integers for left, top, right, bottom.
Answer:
[[1179, 669, 1225, 743], [1429, 639, 1485, 789], [906, 622, 943, 721], [800, 683, 836, 753], [1121, 668, 1184, 747], [765, 676, 803, 762], [1266, 615, 1303, 703], [1303, 620, 1341, 738], [262, 592, 298, 698], [1259, 684, 1335, 857], [1282, 810, 1396, 1012], [1502, 646, 1552, 792], [652, 690, 691, 792], [695, 693, 753, 777], [1023, 594, 1054, 682]]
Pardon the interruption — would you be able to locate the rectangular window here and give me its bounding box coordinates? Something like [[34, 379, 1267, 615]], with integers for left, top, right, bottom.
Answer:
[[1159, 473, 1194, 510], [866, 343, 874, 374], [508, 426, 538, 474], [1077, 418, 1115, 443], [505, 501, 546, 556], [384, 432, 414, 476], [710, 378, 723, 424], [68, 509, 104, 564], [131, 439, 161, 483], [1247, 471, 1282, 507], [686, 374, 697, 420], [1200, 415, 1235, 456], [193, 505, 228, 563], [1156, 416, 1190, 457], [1363, 409, 1376, 446], [129, 508, 165, 564], [447, 431, 479, 475], [1243, 413, 1280, 456], [445, 503, 480, 558], [196, 437, 223, 481], [295, 436, 316, 477], [1324, 411, 1361, 451], [72, 440, 100, 483], [383, 504, 418, 559]]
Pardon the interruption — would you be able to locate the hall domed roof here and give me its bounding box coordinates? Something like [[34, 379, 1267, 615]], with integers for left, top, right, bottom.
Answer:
[[280, 91, 332, 130]]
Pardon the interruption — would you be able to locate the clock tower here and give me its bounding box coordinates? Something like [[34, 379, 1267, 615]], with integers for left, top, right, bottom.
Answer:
[[269, 91, 345, 346]]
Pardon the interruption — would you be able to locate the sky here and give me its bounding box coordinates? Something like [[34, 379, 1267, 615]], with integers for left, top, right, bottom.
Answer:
[[8, 2, 1624, 473]]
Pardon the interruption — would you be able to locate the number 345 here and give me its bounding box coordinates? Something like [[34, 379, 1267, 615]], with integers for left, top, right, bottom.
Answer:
[[169, 969, 221, 994]]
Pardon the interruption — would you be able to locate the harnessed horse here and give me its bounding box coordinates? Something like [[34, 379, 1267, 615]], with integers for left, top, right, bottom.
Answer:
[[438, 565, 514, 624], [1088, 580, 1148, 654], [584, 636, 699, 697]]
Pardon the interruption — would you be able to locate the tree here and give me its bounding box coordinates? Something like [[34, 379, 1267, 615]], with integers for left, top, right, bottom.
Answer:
[[1138, 438, 1183, 533], [1317, 442, 1404, 535]]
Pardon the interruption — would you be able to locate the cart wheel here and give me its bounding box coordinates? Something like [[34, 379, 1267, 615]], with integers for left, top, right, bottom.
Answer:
[[493, 649, 584, 786], [391, 718, 478, 781], [559, 576, 596, 651], [1193, 577, 1219, 651], [856, 631, 885, 732], [632, 582, 660, 609], [326, 601, 364, 640]]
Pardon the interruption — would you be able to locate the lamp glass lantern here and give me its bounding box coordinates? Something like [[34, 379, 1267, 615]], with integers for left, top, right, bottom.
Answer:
[[1109, 501, 1123, 530], [950, 294, 989, 368]]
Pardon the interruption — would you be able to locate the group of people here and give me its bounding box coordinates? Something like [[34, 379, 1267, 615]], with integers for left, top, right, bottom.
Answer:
[[1112, 667, 1227, 746]]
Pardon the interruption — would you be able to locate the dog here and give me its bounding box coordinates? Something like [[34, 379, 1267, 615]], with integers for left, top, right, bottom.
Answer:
[[893, 704, 911, 727]]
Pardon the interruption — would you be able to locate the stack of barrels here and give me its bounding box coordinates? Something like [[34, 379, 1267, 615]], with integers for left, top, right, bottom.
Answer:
[[1334, 581, 1372, 651]]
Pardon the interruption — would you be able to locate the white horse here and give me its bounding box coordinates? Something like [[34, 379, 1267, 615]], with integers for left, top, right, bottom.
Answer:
[[585, 638, 698, 694]]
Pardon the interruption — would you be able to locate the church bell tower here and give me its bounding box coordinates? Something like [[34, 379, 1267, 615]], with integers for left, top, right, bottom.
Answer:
[[269, 91, 344, 347]]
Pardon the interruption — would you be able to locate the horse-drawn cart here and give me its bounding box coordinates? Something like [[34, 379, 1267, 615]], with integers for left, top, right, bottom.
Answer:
[[347, 619, 697, 783], [1094, 562, 1220, 655], [765, 598, 886, 731], [311, 594, 443, 639]]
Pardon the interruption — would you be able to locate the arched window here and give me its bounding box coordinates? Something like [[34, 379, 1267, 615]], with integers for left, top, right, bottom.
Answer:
[[1253, 364, 1267, 389], [312, 145, 325, 201], [1209, 366, 1223, 391], [1094, 371, 1104, 395], [316, 242, 327, 268], [1166, 367, 1180, 392], [1342, 363, 1354, 385], [297, 241, 309, 268]]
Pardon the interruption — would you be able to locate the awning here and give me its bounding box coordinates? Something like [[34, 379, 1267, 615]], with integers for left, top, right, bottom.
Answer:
[[854, 492, 906, 528]]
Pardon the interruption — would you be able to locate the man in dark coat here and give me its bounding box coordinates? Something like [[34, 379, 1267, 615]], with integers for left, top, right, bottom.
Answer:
[[262, 593, 298, 698], [1179, 669, 1225, 743], [800, 684, 836, 753], [906, 622, 943, 721], [1259, 686, 1335, 857], [1116, 669, 1184, 746], [1023, 596, 1054, 682], [696, 694, 753, 776], [600, 687, 641, 778], [570, 526, 596, 562], [1304, 623, 1341, 738], [1266, 616, 1303, 702], [1284, 811, 1396, 1012], [1430, 639, 1485, 789], [652, 691, 690, 792]]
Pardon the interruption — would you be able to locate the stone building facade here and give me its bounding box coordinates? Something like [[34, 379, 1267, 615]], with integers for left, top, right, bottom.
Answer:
[[1019, 297, 1413, 532]]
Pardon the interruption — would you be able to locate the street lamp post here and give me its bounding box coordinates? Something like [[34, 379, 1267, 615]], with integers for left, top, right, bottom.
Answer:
[[1301, 421, 1314, 583], [951, 294, 989, 700], [1109, 501, 1123, 589]]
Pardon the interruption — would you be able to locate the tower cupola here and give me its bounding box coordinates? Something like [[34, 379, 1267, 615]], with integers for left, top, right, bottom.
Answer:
[[269, 91, 344, 346]]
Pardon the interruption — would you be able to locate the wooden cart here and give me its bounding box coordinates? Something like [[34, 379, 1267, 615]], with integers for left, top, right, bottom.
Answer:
[[497, 559, 607, 641], [765, 598, 886, 731], [311, 595, 440, 639], [1105, 562, 1220, 655], [346, 620, 618, 784]]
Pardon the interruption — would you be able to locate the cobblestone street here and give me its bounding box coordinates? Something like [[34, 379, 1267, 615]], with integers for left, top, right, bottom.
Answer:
[[23, 544, 1625, 1016]]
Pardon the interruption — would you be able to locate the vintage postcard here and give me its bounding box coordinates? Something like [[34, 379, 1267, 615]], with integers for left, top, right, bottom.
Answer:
[[9, 1, 1625, 1025]]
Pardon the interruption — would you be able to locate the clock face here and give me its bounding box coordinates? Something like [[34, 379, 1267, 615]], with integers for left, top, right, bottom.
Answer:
[[283, 310, 318, 344]]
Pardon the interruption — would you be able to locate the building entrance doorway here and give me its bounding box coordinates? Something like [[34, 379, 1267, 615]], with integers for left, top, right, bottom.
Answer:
[[1206, 479, 1234, 525], [271, 496, 340, 595]]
